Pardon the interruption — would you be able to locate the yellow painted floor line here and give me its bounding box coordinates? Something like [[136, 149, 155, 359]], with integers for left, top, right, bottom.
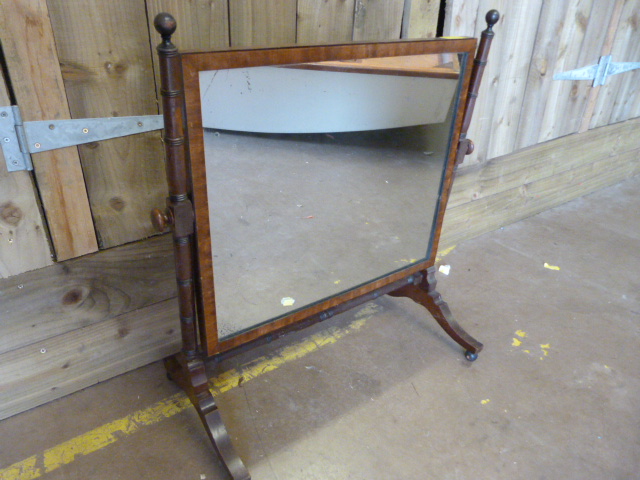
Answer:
[[0, 303, 378, 480], [436, 244, 456, 262], [1, 247, 457, 480]]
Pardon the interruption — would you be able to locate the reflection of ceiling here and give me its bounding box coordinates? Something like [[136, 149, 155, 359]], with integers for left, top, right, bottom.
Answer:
[[292, 54, 460, 79], [200, 63, 458, 134]]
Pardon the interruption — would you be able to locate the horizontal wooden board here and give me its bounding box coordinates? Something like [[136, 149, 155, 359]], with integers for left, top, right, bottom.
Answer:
[[0, 298, 180, 421], [449, 117, 640, 208], [441, 148, 640, 248], [0, 235, 175, 355]]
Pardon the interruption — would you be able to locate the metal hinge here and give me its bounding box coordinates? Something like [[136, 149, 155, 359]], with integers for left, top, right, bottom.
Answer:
[[554, 55, 640, 87], [0, 105, 163, 172]]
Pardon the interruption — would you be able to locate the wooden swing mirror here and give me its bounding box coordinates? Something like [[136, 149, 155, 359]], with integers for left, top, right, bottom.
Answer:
[[151, 10, 499, 479]]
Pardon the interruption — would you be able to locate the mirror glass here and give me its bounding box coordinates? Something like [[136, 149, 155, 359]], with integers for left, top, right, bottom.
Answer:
[[200, 53, 465, 339]]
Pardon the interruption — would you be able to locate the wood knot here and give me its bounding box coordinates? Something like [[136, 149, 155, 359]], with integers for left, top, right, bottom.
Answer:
[[104, 61, 128, 77], [538, 58, 548, 76], [60, 61, 94, 83], [62, 288, 84, 306], [117, 326, 130, 338], [109, 196, 126, 211], [570, 84, 579, 98], [0, 202, 23, 226], [575, 12, 587, 32]]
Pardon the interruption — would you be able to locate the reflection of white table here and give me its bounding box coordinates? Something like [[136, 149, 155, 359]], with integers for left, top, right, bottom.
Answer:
[[200, 62, 458, 134]]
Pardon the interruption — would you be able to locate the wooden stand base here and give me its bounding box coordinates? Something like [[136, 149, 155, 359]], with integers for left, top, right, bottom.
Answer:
[[164, 266, 481, 479], [165, 354, 251, 480], [389, 266, 483, 360]]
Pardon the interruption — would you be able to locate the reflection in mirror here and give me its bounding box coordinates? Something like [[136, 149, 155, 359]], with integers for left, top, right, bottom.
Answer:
[[200, 53, 464, 339]]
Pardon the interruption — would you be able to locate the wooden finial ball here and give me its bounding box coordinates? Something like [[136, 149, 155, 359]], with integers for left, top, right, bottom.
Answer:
[[485, 10, 500, 28], [154, 13, 177, 37]]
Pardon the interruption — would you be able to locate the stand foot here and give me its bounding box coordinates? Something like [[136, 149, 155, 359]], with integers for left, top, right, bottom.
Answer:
[[165, 354, 251, 480], [390, 267, 483, 358]]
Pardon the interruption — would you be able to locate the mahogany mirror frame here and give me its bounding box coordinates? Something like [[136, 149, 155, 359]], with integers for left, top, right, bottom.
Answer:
[[185, 38, 477, 357], [152, 10, 498, 480]]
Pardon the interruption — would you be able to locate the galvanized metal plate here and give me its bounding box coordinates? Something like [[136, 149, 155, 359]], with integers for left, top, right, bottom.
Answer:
[[554, 55, 640, 87], [0, 106, 32, 172], [24, 115, 164, 153]]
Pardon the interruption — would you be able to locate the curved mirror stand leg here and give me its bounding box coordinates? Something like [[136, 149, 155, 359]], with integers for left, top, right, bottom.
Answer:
[[389, 266, 483, 361], [389, 9, 500, 363], [165, 355, 251, 480]]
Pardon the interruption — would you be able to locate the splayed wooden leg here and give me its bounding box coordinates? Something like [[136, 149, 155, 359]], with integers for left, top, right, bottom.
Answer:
[[389, 266, 483, 360], [165, 354, 251, 480]]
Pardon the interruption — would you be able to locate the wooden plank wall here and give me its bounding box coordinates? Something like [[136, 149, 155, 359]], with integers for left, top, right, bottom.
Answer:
[[0, 0, 439, 419], [0, 67, 52, 276], [0, 0, 98, 262], [47, 0, 168, 250], [437, 0, 640, 245], [1, 0, 639, 420], [444, 0, 640, 164]]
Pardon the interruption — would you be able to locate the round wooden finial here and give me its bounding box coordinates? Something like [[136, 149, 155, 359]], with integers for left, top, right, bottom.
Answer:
[[154, 13, 177, 39], [485, 10, 500, 30]]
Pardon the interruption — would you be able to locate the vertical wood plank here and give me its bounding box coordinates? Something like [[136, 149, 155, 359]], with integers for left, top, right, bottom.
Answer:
[[579, 0, 625, 133], [352, 0, 406, 41], [47, 0, 167, 249], [482, 0, 543, 160], [229, 0, 298, 47], [516, 0, 613, 149], [405, 0, 440, 39], [0, 67, 53, 277], [445, 0, 543, 165], [0, 0, 98, 261], [442, 0, 480, 39], [145, 0, 230, 51], [297, 0, 356, 44], [590, 0, 640, 128]]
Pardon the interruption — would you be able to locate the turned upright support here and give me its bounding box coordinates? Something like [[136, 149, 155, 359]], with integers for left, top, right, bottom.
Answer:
[[153, 13, 251, 480], [457, 9, 500, 161], [462, 10, 500, 135], [154, 12, 198, 359]]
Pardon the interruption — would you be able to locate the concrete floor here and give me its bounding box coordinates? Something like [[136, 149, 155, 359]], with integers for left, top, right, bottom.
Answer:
[[1, 176, 639, 479]]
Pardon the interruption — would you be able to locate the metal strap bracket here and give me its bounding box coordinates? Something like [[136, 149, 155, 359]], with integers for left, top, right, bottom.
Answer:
[[554, 55, 640, 87], [0, 105, 163, 172]]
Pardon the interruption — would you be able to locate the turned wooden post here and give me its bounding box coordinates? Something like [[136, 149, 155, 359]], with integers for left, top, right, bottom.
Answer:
[[153, 13, 198, 360], [458, 9, 500, 159]]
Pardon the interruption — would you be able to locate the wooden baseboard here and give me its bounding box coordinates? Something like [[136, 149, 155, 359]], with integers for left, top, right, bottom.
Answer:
[[0, 299, 180, 420], [441, 118, 640, 248], [0, 118, 638, 420]]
